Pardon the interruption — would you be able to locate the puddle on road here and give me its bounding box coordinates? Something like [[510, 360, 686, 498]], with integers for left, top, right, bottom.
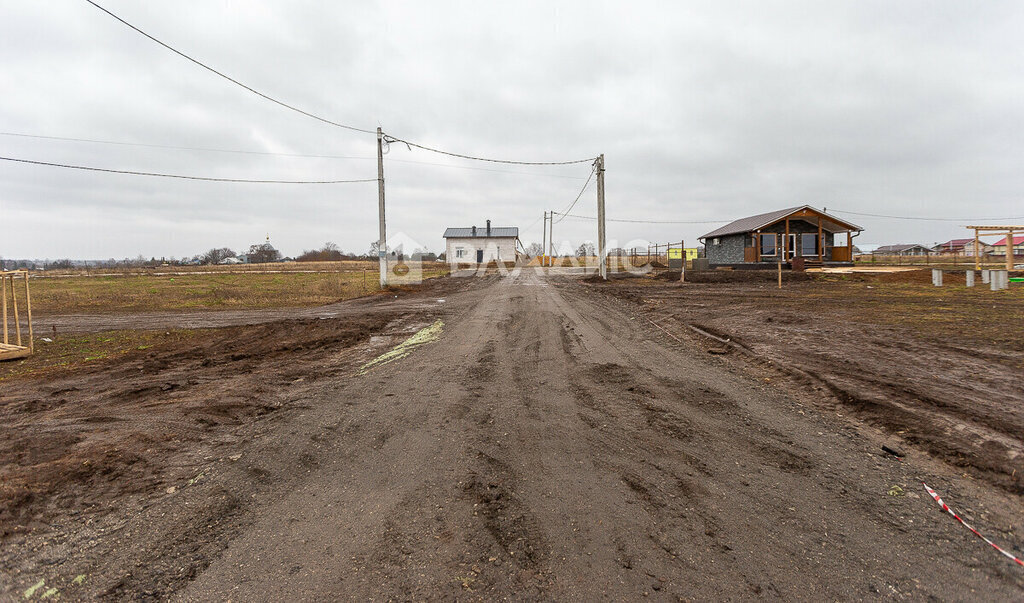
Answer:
[[359, 320, 444, 374]]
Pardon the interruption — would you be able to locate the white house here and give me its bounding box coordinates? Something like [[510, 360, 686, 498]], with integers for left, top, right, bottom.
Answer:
[[444, 220, 519, 266]]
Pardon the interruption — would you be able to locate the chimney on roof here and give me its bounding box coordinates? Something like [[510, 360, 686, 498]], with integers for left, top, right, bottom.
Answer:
[[486, 219, 491, 235], [472, 225, 477, 236]]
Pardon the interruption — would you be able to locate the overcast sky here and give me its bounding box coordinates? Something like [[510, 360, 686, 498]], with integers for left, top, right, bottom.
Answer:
[[2, 1, 1023, 260]]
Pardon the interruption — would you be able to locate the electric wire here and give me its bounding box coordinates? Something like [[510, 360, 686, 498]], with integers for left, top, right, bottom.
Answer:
[[84, 0, 375, 135], [0, 155, 376, 184], [553, 163, 597, 224], [0, 132, 587, 180], [830, 209, 1024, 222], [553, 212, 729, 224], [86, 1, 598, 166], [383, 133, 597, 166]]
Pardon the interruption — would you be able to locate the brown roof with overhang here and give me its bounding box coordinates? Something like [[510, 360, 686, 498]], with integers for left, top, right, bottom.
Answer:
[[700, 206, 862, 240]]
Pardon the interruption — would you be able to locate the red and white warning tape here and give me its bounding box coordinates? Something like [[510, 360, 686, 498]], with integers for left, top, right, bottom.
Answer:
[[922, 482, 1023, 567]]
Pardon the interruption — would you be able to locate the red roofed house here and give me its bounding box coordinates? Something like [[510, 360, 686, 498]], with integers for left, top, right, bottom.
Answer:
[[932, 238, 992, 256], [990, 235, 1024, 258]]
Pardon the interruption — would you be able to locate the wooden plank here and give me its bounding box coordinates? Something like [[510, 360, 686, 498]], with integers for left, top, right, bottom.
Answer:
[[10, 276, 20, 347], [974, 228, 980, 271], [0, 343, 31, 361], [2, 274, 7, 345], [24, 271, 32, 353], [1009, 229, 1015, 273]]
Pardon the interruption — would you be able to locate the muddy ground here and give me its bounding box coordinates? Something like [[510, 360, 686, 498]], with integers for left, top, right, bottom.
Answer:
[[1, 269, 1022, 600], [590, 269, 1024, 496]]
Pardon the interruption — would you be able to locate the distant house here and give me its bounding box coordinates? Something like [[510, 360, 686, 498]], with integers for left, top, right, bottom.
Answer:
[[443, 220, 520, 266], [699, 206, 862, 267], [218, 257, 243, 265], [874, 244, 932, 256], [990, 235, 1024, 257], [932, 239, 991, 256]]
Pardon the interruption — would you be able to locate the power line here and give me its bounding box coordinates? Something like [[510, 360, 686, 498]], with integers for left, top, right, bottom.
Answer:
[[84, 0, 375, 135], [84, 1, 598, 167], [383, 133, 597, 166], [0, 132, 587, 180], [553, 164, 597, 224], [554, 212, 729, 224], [0, 155, 376, 184], [830, 209, 1024, 222]]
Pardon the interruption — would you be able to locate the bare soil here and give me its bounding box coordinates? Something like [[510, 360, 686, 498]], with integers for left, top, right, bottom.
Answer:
[[1, 269, 1022, 600], [590, 269, 1024, 495]]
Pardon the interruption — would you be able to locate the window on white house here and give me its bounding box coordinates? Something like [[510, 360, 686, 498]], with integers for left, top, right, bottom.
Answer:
[[455, 248, 465, 258]]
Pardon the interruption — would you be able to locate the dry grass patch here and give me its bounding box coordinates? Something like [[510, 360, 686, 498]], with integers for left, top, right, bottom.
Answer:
[[28, 268, 449, 315]]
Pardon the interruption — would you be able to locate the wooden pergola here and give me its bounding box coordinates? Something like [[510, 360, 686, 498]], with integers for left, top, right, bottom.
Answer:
[[968, 225, 1023, 271]]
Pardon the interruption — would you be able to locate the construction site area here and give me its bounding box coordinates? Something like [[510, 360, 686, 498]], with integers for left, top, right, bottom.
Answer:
[[5, 2, 1024, 600], [1, 260, 1022, 599]]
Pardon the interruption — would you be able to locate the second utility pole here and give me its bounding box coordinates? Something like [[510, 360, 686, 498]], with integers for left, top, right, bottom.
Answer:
[[548, 209, 554, 266], [376, 127, 388, 288], [597, 154, 607, 280], [542, 211, 548, 267]]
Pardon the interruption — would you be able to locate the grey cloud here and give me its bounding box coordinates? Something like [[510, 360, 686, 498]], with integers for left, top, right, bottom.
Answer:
[[2, 1, 1023, 261]]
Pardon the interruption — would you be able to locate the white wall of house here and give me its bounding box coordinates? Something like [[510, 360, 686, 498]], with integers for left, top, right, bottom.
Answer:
[[446, 236, 518, 264]]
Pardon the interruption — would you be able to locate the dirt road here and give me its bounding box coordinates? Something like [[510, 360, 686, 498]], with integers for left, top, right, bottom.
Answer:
[[4, 270, 1022, 599]]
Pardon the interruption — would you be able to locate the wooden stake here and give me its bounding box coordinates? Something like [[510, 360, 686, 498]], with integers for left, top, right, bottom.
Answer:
[[2, 274, 7, 345], [1008, 229, 1015, 273], [11, 275, 21, 347], [24, 272, 32, 353], [974, 228, 980, 271]]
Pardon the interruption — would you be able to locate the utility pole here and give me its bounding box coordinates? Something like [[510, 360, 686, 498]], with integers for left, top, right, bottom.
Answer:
[[597, 154, 607, 280], [376, 127, 388, 288], [548, 209, 554, 267], [542, 211, 548, 268]]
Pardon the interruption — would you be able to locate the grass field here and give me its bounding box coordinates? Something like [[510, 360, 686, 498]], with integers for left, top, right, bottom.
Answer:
[[26, 264, 449, 315]]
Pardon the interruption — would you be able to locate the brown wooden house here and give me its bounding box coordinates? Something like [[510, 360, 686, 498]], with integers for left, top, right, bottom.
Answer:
[[700, 206, 862, 268]]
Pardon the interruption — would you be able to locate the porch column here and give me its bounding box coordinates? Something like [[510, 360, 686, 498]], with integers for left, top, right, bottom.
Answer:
[[785, 218, 790, 262], [817, 217, 823, 261], [847, 231, 852, 260], [755, 231, 761, 262]]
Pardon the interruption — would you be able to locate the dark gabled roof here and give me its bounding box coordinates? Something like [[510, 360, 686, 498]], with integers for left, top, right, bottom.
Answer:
[[699, 205, 862, 240], [875, 244, 930, 253], [443, 226, 519, 238], [935, 238, 974, 247]]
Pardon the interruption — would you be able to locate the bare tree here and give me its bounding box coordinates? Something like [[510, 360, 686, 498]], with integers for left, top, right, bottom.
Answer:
[[576, 242, 595, 257], [297, 242, 345, 262], [525, 242, 544, 257], [248, 242, 281, 264], [201, 247, 236, 265]]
